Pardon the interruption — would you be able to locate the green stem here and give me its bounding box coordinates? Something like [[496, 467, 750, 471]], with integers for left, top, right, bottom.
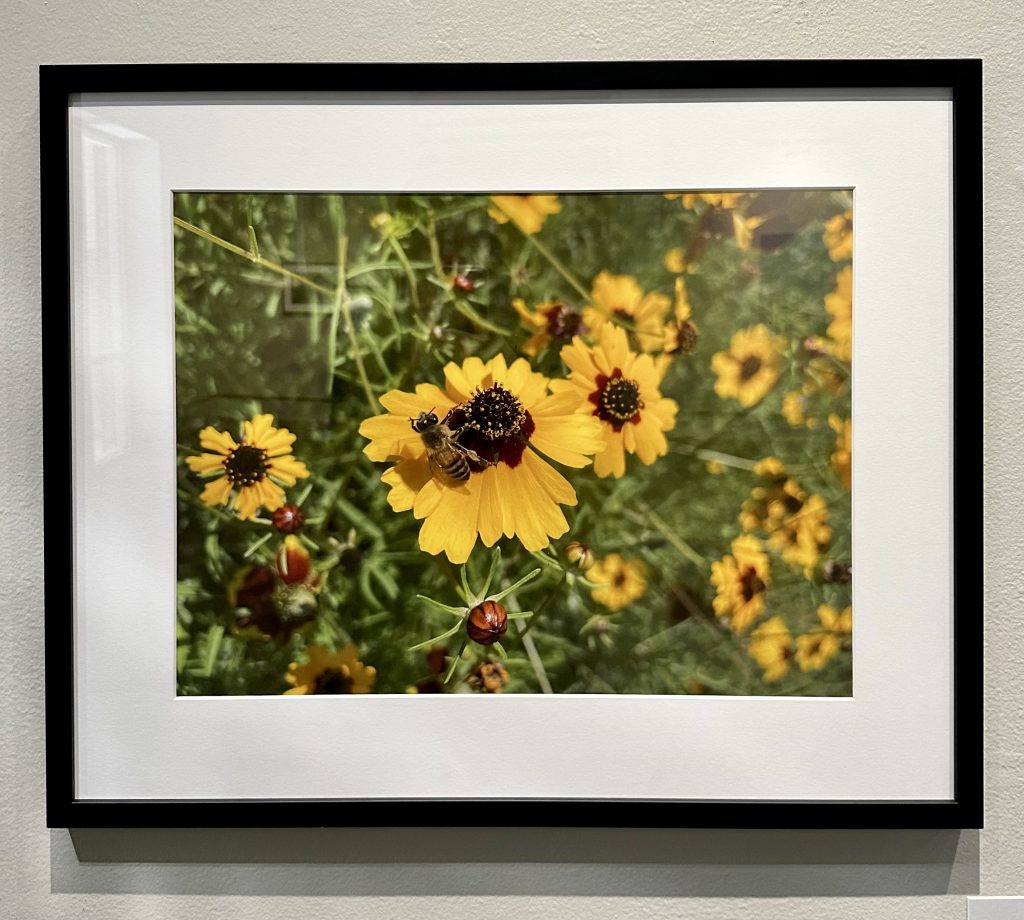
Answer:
[[629, 503, 706, 571], [388, 236, 421, 311], [172, 216, 334, 296], [500, 214, 591, 301], [517, 572, 566, 638], [329, 198, 377, 413]]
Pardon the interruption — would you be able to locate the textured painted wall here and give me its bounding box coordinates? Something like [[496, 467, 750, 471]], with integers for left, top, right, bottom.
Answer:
[[1, 0, 1018, 917]]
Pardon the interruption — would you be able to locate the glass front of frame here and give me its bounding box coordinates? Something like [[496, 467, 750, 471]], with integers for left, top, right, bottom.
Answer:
[[175, 189, 854, 698]]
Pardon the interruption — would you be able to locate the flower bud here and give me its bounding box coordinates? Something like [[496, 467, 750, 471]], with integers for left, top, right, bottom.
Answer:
[[466, 599, 508, 645], [452, 272, 476, 293], [370, 211, 394, 235], [276, 535, 312, 585], [803, 336, 829, 358], [272, 503, 305, 534], [565, 540, 594, 571]]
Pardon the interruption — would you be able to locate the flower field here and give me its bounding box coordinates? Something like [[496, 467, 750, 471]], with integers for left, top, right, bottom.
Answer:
[[175, 190, 853, 696]]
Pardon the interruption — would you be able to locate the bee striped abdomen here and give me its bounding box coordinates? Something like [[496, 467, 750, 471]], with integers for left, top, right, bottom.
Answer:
[[439, 451, 471, 481]]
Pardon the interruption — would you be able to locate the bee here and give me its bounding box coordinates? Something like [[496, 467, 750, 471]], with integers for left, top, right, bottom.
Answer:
[[410, 409, 487, 486]]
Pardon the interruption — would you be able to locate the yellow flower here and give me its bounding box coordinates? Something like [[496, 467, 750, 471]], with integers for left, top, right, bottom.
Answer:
[[582, 270, 672, 353], [823, 209, 853, 261], [359, 354, 604, 564], [663, 247, 688, 274], [705, 460, 725, 475], [284, 644, 376, 694], [488, 195, 561, 235], [512, 298, 587, 357], [710, 534, 771, 633], [782, 390, 816, 428], [666, 191, 745, 209], [795, 630, 841, 671], [589, 553, 648, 610], [553, 324, 679, 479], [818, 604, 852, 635], [658, 276, 699, 361], [748, 616, 793, 682], [829, 414, 852, 490], [472, 660, 510, 693], [185, 413, 310, 521], [740, 461, 831, 576], [825, 265, 853, 361], [767, 493, 831, 576], [731, 212, 765, 251], [711, 324, 785, 407]]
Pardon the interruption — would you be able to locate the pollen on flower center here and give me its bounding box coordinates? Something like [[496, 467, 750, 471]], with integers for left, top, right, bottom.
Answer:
[[593, 370, 644, 427], [462, 382, 527, 439], [223, 444, 269, 486], [313, 667, 354, 694]]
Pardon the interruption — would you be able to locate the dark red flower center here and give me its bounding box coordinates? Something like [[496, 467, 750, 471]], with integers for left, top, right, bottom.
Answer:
[[313, 667, 354, 694], [739, 566, 766, 603], [543, 302, 587, 341], [447, 382, 534, 470], [589, 368, 644, 432], [739, 356, 763, 381], [223, 444, 268, 486]]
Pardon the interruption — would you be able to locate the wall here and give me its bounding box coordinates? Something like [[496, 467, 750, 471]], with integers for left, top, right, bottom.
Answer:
[[1, 1, 1018, 917]]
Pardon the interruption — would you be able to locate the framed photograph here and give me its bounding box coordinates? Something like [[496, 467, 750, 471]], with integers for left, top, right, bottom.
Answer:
[[42, 60, 982, 828]]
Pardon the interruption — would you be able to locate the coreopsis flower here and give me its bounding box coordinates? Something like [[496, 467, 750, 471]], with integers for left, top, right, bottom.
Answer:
[[472, 660, 510, 693], [711, 325, 784, 408], [818, 604, 852, 634], [740, 459, 831, 577], [582, 271, 672, 353], [663, 247, 688, 274], [284, 644, 376, 695], [823, 209, 854, 261], [659, 276, 699, 359], [768, 493, 832, 576], [825, 265, 853, 361], [488, 195, 561, 234], [795, 630, 841, 671], [359, 354, 604, 564], [553, 325, 678, 479], [710, 534, 771, 633], [186, 413, 310, 521], [748, 616, 793, 682], [782, 390, 817, 428], [829, 414, 852, 490], [512, 298, 587, 356], [665, 191, 745, 209], [731, 212, 765, 252], [588, 553, 648, 611]]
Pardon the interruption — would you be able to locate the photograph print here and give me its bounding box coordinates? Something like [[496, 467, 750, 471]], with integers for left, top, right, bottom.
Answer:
[[175, 189, 854, 697]]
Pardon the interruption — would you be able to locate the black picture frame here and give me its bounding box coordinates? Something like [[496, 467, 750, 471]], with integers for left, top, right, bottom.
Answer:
[[41, 59, 983, 830]]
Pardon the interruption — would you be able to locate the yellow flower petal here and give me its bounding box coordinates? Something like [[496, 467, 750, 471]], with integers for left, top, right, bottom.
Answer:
[[200, 475, 232, 507], [268, 455, 310, 485], [381, 457, 432, 512], [198, 426, 237, 455], [187, 453, 227, 475], [234, 485, 261, 521]]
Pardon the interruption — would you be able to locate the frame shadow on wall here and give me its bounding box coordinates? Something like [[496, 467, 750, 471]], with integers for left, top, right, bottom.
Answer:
[[54, 827, 978, 897]]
